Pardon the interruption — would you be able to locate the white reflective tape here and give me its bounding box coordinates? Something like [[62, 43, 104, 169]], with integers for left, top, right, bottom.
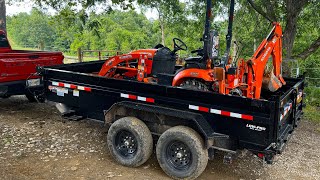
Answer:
[[137, 96, 147, 101], [64, 83, 71, 88], [280, 103, 292, 121], [189, 105, 199, 111], [52, 81, 59, 86], [121, 93, 129, 98], [78, 86, 85, 91], [230, 112, 242, 119], [280, 115, 284, 121], [210, 109, 221, 115]]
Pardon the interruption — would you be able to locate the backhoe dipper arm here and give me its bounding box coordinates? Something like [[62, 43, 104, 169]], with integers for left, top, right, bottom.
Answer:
[[247, 22, 286, 99]]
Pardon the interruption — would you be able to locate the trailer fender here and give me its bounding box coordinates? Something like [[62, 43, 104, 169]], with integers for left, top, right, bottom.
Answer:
[[104, 101, 216, 148]]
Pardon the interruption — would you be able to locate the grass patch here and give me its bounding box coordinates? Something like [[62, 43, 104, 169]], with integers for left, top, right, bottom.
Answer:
[[304, 105, 320, 124]]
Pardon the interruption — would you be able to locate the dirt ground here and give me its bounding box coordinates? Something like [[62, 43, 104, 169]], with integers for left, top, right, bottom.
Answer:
[[0, 96, 319, 180]]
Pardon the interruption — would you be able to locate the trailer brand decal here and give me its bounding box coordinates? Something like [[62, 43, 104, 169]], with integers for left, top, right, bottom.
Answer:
[[188, 105, 253, 121], [280, 102, 292, 121], [246, 124, 266, 132], [120, 93, 155, 103], [51, 81, 92, 92]]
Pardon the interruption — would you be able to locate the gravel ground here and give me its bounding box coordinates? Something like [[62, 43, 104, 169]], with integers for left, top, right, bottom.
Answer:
[[0, 96, 319, 180]]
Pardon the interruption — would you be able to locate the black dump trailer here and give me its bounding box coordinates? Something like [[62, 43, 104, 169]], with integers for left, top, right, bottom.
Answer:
[[38, 60, 305, 180]]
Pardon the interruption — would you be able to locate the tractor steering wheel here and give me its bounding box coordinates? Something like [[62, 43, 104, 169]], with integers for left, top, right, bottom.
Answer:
[[173, 38, 188, 51]]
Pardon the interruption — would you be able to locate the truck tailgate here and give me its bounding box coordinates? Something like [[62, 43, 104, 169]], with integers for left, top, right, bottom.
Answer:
[[0, 51, 64, 83]]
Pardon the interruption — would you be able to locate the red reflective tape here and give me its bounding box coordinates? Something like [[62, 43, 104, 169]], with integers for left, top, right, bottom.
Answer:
[[58, 82, 65, 87], [128, 95, 137, 100], [146, 98, 155, 103], [70, 84, 77, 89], [84, 87, 92, 92], [242, 114, 254, 121], [221, 111, 230, 117], [199, 106, 209, 112]]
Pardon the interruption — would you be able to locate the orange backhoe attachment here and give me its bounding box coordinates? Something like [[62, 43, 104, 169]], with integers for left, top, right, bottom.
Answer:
[[246, 22, 286, 99]]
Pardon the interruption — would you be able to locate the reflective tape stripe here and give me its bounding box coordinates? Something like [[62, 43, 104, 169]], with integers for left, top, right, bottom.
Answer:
[[78, 86, 85, 91], [137, 96, 146, 101], [120, 93, 155, 103], [199, 106, 209, 112], [190, 104, 254, 121], [64, 83, 71, 88], [51, 81, 92, 92], [280, 103, 293, 121], [210, 109, 221, 115], [230, 112, 242, 119], [128, 94, 137, 100], [189, 105, 199, 111], [52, 82, 59, 86]]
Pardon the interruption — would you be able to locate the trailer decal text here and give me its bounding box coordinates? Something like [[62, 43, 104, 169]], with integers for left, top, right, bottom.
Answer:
[[246, 124, 266, 131]]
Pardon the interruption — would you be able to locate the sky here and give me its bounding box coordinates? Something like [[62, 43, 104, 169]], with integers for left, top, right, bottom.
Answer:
[[6, 1, 158, 19]]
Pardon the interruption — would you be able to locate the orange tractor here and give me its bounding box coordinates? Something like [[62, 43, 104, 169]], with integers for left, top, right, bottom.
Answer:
[[99, 0, 286, 100]]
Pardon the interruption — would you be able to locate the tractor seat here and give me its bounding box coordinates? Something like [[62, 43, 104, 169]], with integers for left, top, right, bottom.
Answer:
[[184, 57, 206, 69]]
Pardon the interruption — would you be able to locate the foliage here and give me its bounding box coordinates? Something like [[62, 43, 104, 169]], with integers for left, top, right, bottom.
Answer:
[[6, 0, 320, 61], [304, 87, 320, 107], [304, 105, 320, 124], [7, 8, 55, 49]]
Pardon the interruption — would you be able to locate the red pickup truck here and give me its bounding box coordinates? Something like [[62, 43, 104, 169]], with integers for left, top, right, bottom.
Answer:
[[0, 30, 64, 101]]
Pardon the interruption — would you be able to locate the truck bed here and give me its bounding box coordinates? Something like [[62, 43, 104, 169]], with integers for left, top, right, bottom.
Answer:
[[39, 60, 305, 163]]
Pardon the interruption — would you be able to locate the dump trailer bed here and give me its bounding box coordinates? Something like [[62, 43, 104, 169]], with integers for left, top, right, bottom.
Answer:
[[38, 60, 305, 173]]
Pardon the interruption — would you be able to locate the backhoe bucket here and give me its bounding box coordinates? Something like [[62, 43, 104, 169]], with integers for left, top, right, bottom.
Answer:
[[262, 72, 283, 92]]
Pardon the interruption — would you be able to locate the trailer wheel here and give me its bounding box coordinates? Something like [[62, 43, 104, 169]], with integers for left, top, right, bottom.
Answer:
[[107, 117, 153, 167], [156, 126, 208, 180]]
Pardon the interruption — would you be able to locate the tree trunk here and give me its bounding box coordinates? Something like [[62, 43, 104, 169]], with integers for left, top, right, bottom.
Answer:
[[283, 0, 308, 59], [160, 19, 165, 46], [155, 6, 165, 46], [0, 0, 6, 32]]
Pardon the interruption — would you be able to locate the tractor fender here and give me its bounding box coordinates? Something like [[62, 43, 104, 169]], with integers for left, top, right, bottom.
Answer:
[[172, 68, 214, 86]]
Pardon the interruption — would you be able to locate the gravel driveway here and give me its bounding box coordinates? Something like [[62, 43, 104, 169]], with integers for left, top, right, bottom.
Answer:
[[1, 96, 319, 180]]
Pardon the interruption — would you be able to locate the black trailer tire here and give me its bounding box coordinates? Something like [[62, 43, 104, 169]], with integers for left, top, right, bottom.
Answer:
[[156, 126, 208, 180], [107, 117, 153, 167]]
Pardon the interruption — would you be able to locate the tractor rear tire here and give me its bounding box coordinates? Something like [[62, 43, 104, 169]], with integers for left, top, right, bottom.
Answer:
[[156, 126, 208, 180], [107, 117, 153, 167], [179, 79, 209, 91]]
